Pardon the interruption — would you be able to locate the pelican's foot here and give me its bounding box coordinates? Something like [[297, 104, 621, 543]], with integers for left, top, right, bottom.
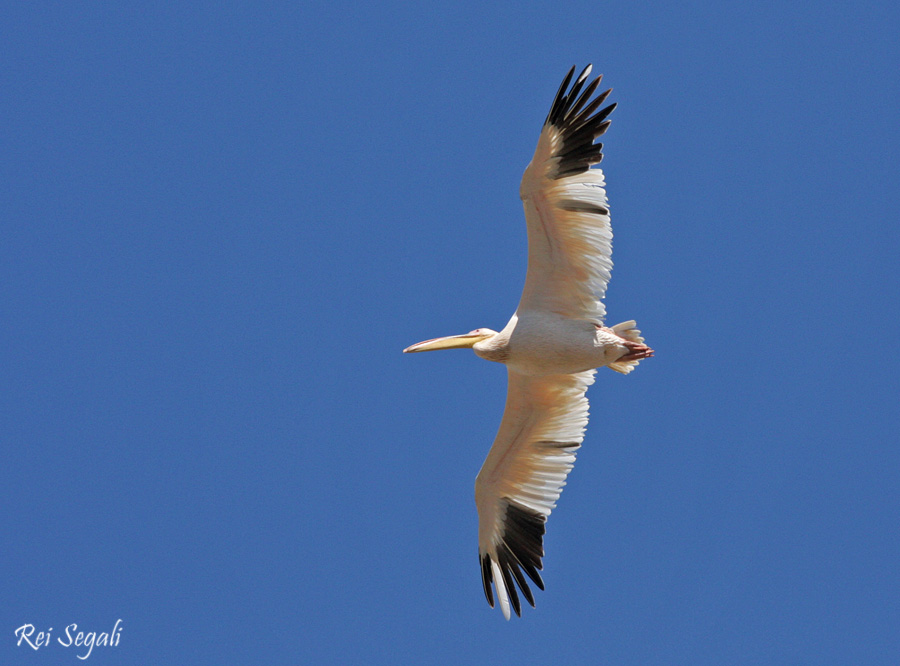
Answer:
[[618, 340, 654, 362]]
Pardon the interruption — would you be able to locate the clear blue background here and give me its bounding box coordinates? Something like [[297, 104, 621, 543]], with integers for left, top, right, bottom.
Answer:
[[3, 2, 899, 664]]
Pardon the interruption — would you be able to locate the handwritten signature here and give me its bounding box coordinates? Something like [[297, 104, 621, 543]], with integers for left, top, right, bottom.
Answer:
[[15, 620, 123, 660]]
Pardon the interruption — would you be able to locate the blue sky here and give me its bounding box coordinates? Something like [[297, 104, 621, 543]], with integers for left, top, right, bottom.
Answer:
[[3, 2, 899, 664]]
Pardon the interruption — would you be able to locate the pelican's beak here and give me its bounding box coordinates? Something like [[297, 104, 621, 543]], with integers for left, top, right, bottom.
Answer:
[[403, 333, 485, 353]]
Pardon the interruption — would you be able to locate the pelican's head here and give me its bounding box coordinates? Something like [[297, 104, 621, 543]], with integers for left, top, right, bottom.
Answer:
[[403, 328, 497, 354]]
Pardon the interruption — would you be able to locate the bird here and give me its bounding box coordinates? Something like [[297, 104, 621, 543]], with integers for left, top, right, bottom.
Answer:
[[403, 65, 654, 619]]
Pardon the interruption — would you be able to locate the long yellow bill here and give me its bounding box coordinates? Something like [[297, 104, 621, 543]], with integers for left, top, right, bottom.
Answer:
[[403, 332, 486, 353]]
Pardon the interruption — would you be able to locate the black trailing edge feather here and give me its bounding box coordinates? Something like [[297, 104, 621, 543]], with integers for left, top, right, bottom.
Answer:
[[480, 499, 547, 616], [558, 200, 609, 216], [544, 64, 616, 179]]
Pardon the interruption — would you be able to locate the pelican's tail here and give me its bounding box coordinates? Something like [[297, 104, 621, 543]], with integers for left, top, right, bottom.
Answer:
[[608, 320, 649, 375]]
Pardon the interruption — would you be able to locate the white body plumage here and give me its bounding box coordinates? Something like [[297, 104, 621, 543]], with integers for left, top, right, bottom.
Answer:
[[474, 312, 634, 377]]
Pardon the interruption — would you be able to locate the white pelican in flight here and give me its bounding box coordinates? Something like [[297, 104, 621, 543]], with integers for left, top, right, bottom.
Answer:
[[404, 65, 654, 619]]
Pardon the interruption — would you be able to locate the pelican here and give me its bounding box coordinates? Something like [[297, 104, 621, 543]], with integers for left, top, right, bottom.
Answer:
[[403, 65, 654, 619]]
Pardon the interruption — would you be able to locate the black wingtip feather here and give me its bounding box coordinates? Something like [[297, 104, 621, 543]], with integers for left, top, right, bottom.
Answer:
[[559, 66, 591, 121], [544, 65, 616, 179], [505, 557, 536, 607], [565, 76, 602, 122], [480, 553, 494, 608], [544, 65, 576, 126], [480, 499, 549, 616]]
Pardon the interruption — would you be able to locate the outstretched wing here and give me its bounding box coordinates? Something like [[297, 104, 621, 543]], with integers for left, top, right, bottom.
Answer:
[[474, 368, 595, 619], [518, 64, 616, 324]]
